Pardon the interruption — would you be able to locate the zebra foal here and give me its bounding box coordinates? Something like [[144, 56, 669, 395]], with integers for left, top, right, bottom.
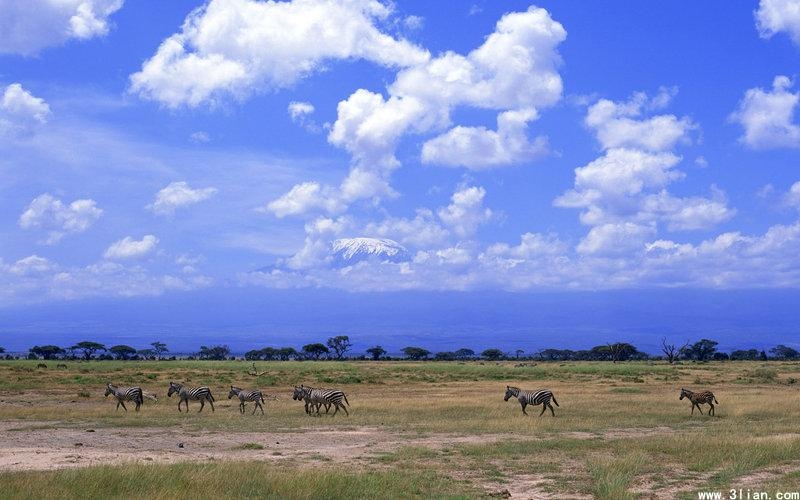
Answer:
[[104, 383, 144, 412], [293, 385, 349, 416], [680, 388, 719, 416], [504, 386, 559, 416], [168, 382, 215, 413], [228, 386, 265, 415]]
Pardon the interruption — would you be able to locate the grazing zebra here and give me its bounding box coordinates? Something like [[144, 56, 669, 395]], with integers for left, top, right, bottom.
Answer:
[[680, 388, 719, 416], [56, 363, 67, 369], [104, 383, 144, 412], [228, 386, 265, 415], [36, 363, 47, 369], [167, 382, 215, 413], [293, 385, 349, 416], [504, 386, 559, 416]]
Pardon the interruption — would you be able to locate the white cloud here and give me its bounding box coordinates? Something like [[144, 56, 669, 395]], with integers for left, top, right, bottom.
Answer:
[[437, 185, 493, 238], [189, 131, 210, 143], [585, 90, 694, 151], [421, 108, 548, 169], [755, 0, 800, 45], [576, 222, 656, 256], [265, 181, 343, 218], [19, 193, 102, 245], [1, 83, 51, 137], [363, 208, 449, 248], [104, 235, 158, 259], [785, 181, 800, 208], [8, 255, 53, 275], [129, 0, 428, 108], [0, 0, 123, 56], [272, 5, 567, 215], [731, 76, 800, 149], [288, 101, 314, 121], [147, 181, 217, 215]]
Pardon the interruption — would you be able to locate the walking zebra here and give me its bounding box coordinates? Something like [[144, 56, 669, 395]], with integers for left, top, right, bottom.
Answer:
[[504, 386, 559, 416], [228, 386, 265, 415], [292, 385, 349, 416], [167, 382, 215, 413], [680, 388, 719, 416], [104, 383, 144, 412]]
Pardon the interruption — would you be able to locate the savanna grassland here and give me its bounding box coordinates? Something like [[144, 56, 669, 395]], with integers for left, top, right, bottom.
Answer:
[[0, 359, 799, 499]]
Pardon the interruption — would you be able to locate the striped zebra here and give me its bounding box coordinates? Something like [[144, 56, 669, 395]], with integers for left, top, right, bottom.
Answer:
[[504, 386, 559, 416], [167, 382, 215, 413], [680, 388, 719, 416], [104, 383, 144, 412], [293, 385, 349, 416], [228, 386, 265, 415]]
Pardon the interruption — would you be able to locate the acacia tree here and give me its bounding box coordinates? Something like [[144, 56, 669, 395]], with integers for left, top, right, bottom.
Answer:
[[481, 348, 505, 361], [302, 343, 330, 360], [682, 339, 718, 361], [198, 345, 230, 360], [326, 335, 352, 360], [402, 346, 430, 360], [29, 345, 65, 360], [71, 341, 106, 360], [150, 341, 169, 360], [455, 348, 475, 360], [770, 345, 800, 360], [109, 345, 137, 360], [366, 345, 387, 360]]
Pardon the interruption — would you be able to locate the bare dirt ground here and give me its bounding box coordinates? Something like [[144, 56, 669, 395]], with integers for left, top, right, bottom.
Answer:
[[0, 421, 507, 472]]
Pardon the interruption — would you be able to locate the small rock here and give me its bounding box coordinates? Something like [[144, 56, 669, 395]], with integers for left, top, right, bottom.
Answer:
[[74, 443, 83, 447], [177, 443, 184, 448], [85, 429, 95, 433]]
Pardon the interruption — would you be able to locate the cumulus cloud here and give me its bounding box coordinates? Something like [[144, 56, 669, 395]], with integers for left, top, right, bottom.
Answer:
[[731, 76, 800, 149], [0, 0, 123, 56], [585, 89, 695, 151], [421, 108, 548, 169], [755, 0, 800, 45], [104, 235, 158, 259], [437, 185, 493, 238], [556, 91, 734, 239], [272, 5, 567, 216], [129, 0, 428, 108], [7, 255, 53, 275], [147, 181, 217, 215], [264, 181, 343, 218], [19, 193, 102, 245], [1, 83, 51, 137]]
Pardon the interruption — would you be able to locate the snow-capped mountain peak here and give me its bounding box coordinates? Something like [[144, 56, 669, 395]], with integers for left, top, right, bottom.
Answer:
[[330, 237, 410, 265]]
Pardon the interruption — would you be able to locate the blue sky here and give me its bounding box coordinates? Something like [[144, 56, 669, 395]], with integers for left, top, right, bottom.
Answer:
[[2, 1, 800, 351]]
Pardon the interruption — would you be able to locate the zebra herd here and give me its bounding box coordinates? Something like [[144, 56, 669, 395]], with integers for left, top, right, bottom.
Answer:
[[104, 381, 719, 417], [103, 381, 351, 416]]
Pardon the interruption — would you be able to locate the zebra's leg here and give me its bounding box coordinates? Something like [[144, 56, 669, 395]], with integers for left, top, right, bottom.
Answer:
[[539, 403, 547, 416], [340, 402, 349, 416], [548, 402, 555, 417], [198, 399, 205, 412], [520, 401, 528, 415], [256, 401, 264, 415], [331, 402, 339, 416], [208, 396, 215, 412], [178, 400, 183, 412], [119, 400, 128, 412], [690, 403, 695, 415], [708, 403, 715, 416], [696, 403, 703, 415]]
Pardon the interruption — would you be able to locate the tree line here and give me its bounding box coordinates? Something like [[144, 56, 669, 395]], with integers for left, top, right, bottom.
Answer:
[[4, 336, 798, 362]]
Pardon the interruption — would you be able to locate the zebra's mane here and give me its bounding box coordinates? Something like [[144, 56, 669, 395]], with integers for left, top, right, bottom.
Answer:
[[506, 386, 521, 395]]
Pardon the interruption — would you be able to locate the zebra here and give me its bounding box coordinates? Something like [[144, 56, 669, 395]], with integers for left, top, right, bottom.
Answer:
[[293, 385, 349, 416], [104, 383, 144, 412], [167, 382, 215, 413], [504, 386, 559, 416], [56, 363, 67, 369], [228, 386, 265, 415], [36, 363, 47, 369], [680, 388, 719, 416]]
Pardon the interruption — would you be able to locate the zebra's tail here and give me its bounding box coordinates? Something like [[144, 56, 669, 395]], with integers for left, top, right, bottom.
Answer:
[[208, 391, 216, 402], [714, 395, 719, 404], [343, 393, 350, 406], [551, 393, 560, 406]]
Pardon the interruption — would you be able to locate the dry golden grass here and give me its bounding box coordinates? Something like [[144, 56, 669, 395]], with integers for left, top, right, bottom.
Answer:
[[0, 359, 799, 498]]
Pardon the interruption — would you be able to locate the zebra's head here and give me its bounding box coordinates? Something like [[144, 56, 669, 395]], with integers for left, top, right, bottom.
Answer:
[[679, 388, 690, 400], [292, 385, 310, 400], [104, 383, 115, 397], [228, 386, 241, 399], [167, 382, 181, 398], [504, 386, 519, 401]]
